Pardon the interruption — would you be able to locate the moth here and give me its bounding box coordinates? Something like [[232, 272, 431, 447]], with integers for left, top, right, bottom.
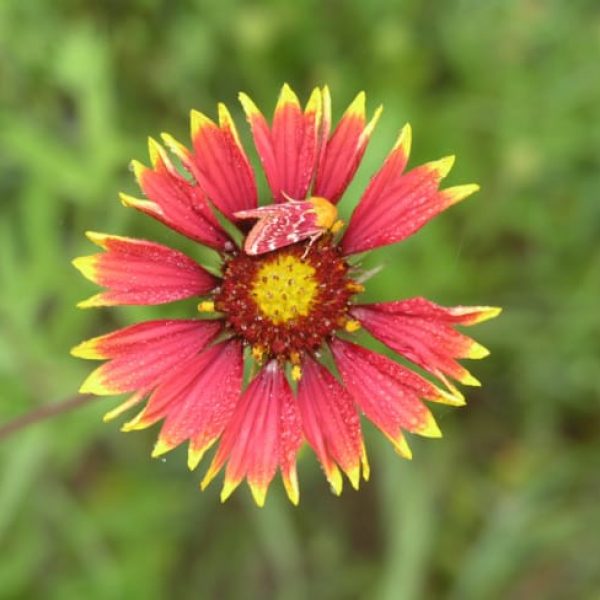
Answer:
[[234, 196, 342, 256]]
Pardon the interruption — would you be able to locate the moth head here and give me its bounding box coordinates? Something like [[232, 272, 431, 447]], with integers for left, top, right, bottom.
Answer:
[[309, 196, 339, 230]]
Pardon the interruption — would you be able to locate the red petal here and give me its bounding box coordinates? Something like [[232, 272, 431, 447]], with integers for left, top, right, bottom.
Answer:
[[73, 232, 218, 307], [125, 340, 243, 461], [72, 319, 221, 395], [297, 356, 365, 494], [240, 85, 322, 202], [201, 361, 302, 506], [126, 138, 230, 250], [351, 298, 501, 386], [313, 91, 382, 204], [187, 105, 258, 220], [330, 339, 449, 456], [342, 141, 480, 254]]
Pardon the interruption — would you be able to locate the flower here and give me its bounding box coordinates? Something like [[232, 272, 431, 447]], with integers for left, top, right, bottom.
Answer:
[[72, 84, 500, 506]]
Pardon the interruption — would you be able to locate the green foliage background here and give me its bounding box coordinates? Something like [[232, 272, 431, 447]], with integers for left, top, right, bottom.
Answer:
[[1, 1, 599, 598]]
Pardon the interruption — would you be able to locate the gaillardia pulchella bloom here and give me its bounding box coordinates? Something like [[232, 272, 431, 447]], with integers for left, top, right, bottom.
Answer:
[[72, 85, 500, 506]]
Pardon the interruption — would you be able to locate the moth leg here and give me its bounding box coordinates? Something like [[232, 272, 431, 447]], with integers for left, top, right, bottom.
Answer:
[[281, 191, 304, 203], [302, 231, 323, 259]]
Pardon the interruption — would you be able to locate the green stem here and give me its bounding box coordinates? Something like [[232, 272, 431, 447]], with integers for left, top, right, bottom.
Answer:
[[0, 394, 92, 441]]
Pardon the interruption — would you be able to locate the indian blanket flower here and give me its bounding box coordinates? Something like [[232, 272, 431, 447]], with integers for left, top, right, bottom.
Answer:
[[72, 85, 500, 506]]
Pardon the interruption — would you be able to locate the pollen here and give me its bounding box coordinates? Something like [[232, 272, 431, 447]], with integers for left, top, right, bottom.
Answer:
[[250, 254, 318, 325], [344, 319, 361, 332], [197, 300, 215, 313], [291, 365, 302, 381], [251, 344, 266, 361]]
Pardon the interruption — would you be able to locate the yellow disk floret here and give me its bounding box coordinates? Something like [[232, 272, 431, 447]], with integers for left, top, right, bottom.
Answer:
[[250, 254, 318, 325], [344, 319, 361, 333], [197, 300, 215, 313]]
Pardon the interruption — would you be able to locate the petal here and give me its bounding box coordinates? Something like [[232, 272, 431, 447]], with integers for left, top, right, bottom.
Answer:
[[73, 232, 218, 307], [351, 298, 501, 387], [72, 319, 222, 395], [186, 104, 258, 220], [316, 85, 332, 178], [123, 340, 243, 463], [296, 356, 366, 494], [201, 360, 303, 506], [342, 139, 480, 254], [239, 84, 322, 202], [102, 390, 146, 423], [331, 339, 457, 458], [313, 91, 382, 204], [126, 137, 230, 250]]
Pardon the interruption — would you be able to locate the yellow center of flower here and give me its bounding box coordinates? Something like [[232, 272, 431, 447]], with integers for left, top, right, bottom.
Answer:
[[250, 254, 318, 325]]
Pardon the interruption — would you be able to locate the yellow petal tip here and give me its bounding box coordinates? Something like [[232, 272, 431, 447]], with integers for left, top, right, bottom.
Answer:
[[76, 295, 108, 309], [428, 155, 455, 179], [347, 91, 366, 117], [102, 393, 145, 423], [249, 483, 268, 508], [416, 412, 443, 438], [78, 371, 113, 396], [347, 465, 360, 491], [394, 122, 412, 156], [130, 159, 147, 182], [84, 231, 110, 248], [361, 445, 370, 481], [160, 132, 188, 159], [468, 341, 491, 359], [146, 137, 164, 168], [238, 92, 261, 118], [120, 410, 151, 432], [72, 255, 98, 279], [190, 109, 213, 138], [474, 306, 502, 323], [360, 105, 383, 143], [187, 447, 205, 471], [436, 386, 466, 407], [200, 462, 221, 491], [283, 472, 300, 506], [217, 102, 230, 123], [103, 405, 128, 422], [327, 466, 344, 496], [278, 82, 300, 106], [461, 371, 482, 386], [151, 439, 174, 458], [445, 183, 480, 206], [392, 433, 413, 459], [119, 192, 145, 208], [120, 420, 138, 432], [70, 339, 103, 360], [305, 86, 322, 114], [220, 478, 241, 503]]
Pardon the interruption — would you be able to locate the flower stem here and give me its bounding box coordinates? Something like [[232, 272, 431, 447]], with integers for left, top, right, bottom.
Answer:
[[0, 394, 93, 442]]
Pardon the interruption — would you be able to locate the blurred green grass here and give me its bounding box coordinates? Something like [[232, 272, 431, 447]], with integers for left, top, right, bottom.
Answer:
[[1, 1, 599, 598]]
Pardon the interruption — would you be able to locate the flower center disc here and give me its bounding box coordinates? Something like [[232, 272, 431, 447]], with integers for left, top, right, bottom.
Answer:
[[251, 255, 318, 325], [216, 239, 358, 361]]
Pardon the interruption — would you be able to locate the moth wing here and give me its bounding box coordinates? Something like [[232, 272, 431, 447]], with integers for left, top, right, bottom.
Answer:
[[234, 206, 286, 220], [234, 200, 313, 221], [244, 209, 321, 255]]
